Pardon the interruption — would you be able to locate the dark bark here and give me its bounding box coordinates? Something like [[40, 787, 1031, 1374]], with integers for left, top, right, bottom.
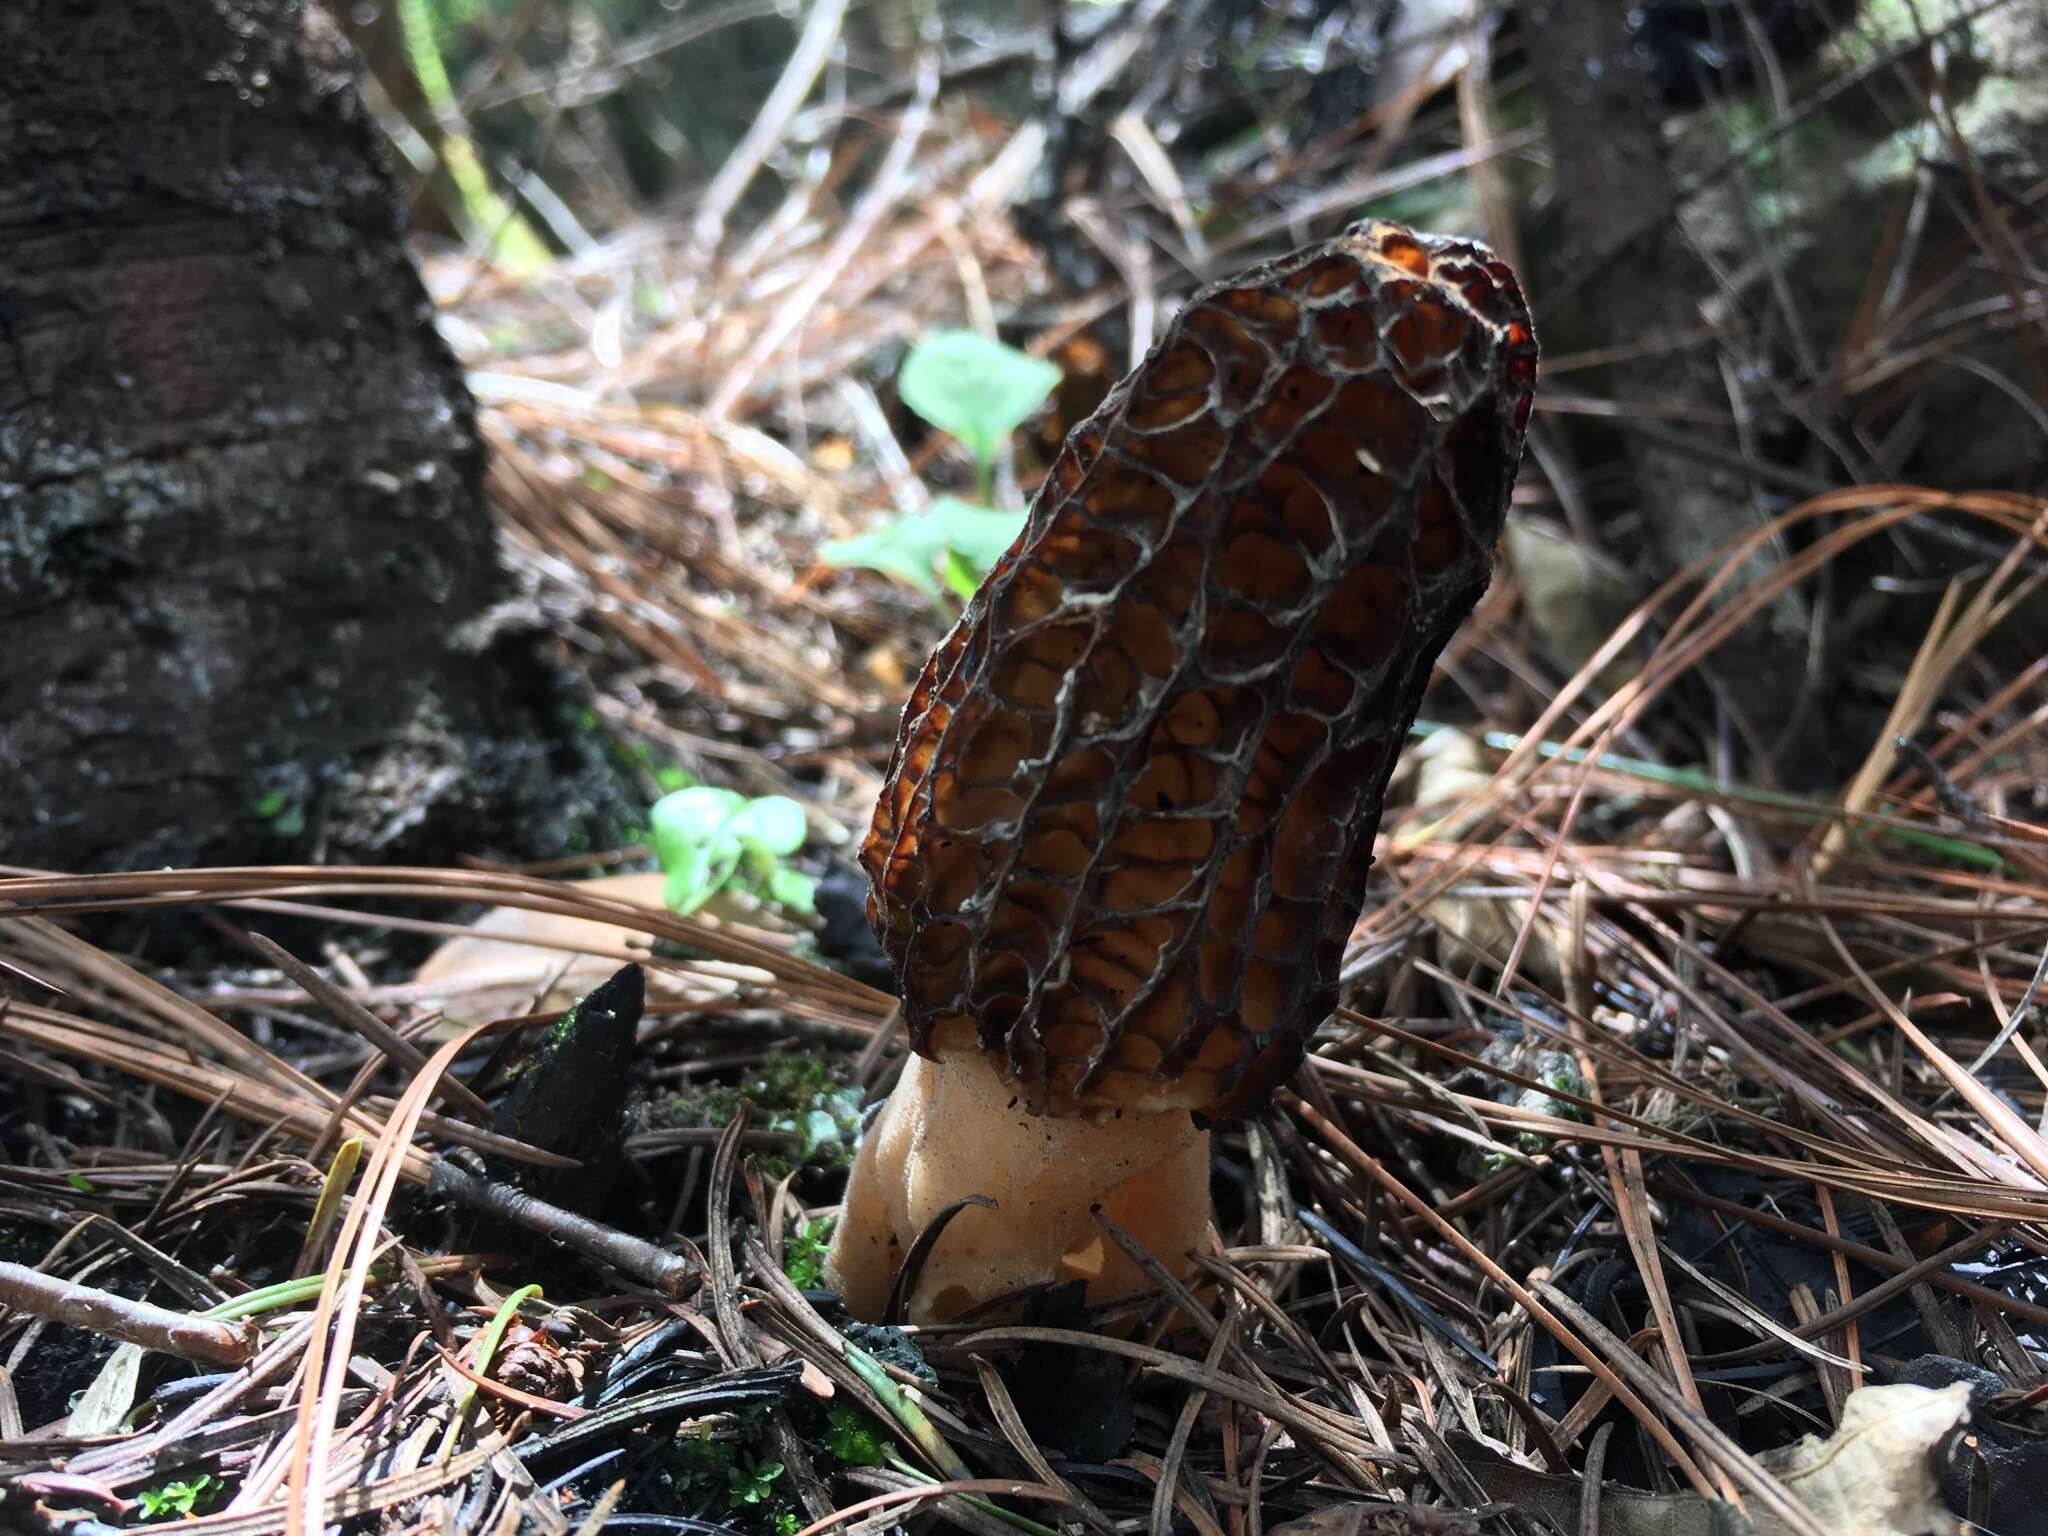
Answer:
[[0, 0, 628, 873]]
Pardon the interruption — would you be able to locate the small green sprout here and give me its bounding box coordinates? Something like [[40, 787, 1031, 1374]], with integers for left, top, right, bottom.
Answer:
[[822, 496, 1028, 606], [138, 1475, 218, 1518], [727, 1454, 786, 1505], [253, 789, 306, 838], [897, 331, 1063, 498], [783, 1218, 834, 1291], [822, 331, 1059, 615], [651, 787, 815, 917]]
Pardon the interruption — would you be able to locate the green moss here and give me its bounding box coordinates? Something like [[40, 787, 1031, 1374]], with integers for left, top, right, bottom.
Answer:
[[821, 1402, 887, 1467], [663, 1052, 863, 1179], [544, 996, 584, 1051], [782, 1217, 833, 1290]]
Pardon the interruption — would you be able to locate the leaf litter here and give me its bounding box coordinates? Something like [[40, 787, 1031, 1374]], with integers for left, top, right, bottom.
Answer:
[[5, 4, 2048, 1534]]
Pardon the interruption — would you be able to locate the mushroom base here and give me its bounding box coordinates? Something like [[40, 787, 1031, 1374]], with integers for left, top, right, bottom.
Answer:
[[824, 1049, 1213, 1323]]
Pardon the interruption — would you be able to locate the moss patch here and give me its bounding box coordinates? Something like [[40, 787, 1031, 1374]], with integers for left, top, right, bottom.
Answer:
[[663, 1051, 864, 1180]]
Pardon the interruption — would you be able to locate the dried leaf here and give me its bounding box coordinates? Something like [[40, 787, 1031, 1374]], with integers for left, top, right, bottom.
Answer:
[[1760, 1382, 1969, 1536], [70, 1341, 145, 1436], [410, 871, 674, 1028], [1454, 1383, 1969, 1536]]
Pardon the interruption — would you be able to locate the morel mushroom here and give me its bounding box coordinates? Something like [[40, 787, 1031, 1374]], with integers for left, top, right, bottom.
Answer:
[[827, 220, 1538, 1323]]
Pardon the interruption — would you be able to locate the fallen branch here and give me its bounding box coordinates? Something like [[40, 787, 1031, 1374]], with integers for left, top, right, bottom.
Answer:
[[0, 1260, 258, 1368]]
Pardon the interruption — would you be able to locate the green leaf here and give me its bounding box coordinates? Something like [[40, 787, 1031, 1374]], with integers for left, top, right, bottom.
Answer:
[[657, 843, 715, 914], [819, 522, 945, 598], [729, 1458, 785, 1504], [138, 1476, 216, 1519], [652, 785, 745, 842], [765, 865, 817, 915], [652, 788, 816, 917], [729, 796, 808, 857], [897, 331, 1061, 467], [651, 787, 744, 914], [820, 500, 1027, 604], [926, 496, 1027, 568], [939, 548, 981, 603]]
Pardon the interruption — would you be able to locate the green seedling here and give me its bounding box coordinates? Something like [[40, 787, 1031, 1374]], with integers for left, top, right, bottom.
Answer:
[[138, 1476, 218, 1518], [253, 788, 306, 839], [897, 331, 1063, 499], [822, 331, 1059, 615], [726, 1452, 786, 1506], [651, 787, 815, 917], [822, 496, 1027, 606], [782, 1217, 834, 1291]]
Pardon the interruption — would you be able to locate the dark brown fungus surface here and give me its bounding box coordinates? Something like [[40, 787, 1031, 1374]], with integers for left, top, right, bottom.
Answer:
[[864, 218, 1537, 1120]]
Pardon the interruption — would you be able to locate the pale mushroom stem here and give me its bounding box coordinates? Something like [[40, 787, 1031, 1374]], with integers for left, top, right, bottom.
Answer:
[[824, 1048, 1212, 1323]]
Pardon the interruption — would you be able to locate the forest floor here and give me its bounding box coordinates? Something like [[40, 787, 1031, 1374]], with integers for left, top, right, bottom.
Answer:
[[4, 4, 2048, 1534]]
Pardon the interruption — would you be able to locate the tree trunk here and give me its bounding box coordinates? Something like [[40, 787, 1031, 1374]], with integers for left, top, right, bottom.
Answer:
[[0, 0, 624, 874], [1517, 0, 1817, 779]]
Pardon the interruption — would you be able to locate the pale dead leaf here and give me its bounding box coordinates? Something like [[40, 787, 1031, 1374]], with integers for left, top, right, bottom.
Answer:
[[1760, 1382, 1970, 1536], [70, 1341, 145, 1436], [1455, 1384, 1970, 1536], [410, 871, 674, 1029]]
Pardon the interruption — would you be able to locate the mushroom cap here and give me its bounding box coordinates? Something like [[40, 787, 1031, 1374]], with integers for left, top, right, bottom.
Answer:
[[862, 220, 1538, 1121]]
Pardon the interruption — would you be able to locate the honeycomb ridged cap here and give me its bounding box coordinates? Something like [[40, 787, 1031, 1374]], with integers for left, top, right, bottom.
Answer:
[[862, 220, 1539, 1120]]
